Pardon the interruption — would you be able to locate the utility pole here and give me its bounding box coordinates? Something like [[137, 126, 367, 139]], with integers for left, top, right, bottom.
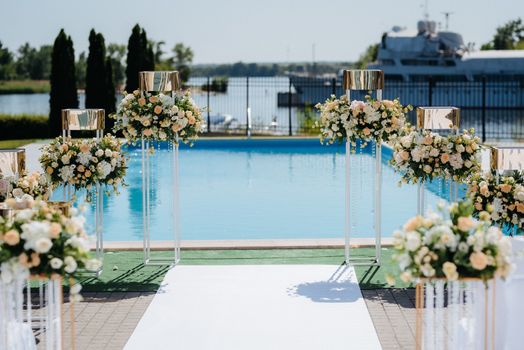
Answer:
[[441, 12, 454, 30]]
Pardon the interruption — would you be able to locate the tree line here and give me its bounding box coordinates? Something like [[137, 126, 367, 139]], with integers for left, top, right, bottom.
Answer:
[[17, 24, 192, 136]]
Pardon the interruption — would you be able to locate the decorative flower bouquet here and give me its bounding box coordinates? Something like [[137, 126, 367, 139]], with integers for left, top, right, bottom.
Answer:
[[467, 171, 524, 233], [111, 90, 203, 145], [0, 172, 51, 203], [390, 127, 480, 184], [39, 134, 127, 194], [0, 200, 101, 300], [391, 200, 512, 284], [315, 95, 411, 147]]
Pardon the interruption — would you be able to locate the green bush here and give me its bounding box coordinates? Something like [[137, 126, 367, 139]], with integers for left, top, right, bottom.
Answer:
[[0, 114, 50, 140]]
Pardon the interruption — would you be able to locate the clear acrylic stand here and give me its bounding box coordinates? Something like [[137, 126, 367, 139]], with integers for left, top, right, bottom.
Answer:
[[343, 69, 384, 266], [62, 108, 105, 276], [139, 71, 181, 266], [416, 107, 460, 215]]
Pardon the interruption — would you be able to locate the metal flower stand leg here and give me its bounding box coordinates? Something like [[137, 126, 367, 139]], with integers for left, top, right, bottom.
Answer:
[[343, 69, 383, 265]]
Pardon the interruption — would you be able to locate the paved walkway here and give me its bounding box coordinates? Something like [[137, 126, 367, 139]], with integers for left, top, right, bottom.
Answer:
[[49, 288, 415, 350]]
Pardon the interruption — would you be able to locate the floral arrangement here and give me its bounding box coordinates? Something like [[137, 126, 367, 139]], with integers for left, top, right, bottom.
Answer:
[[467, 171, 524, 233], [39, 134, 127, 194], [315, 94, 411, 146], [390, 127, 481, 184], [111, 90, 203, 145], [391, 200, 512, 283], [0, 172, 51, 203], [0, 200, 101, 300]]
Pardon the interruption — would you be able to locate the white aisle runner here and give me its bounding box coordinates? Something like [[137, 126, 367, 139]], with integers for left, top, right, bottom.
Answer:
[[125, 265, 382, 350]]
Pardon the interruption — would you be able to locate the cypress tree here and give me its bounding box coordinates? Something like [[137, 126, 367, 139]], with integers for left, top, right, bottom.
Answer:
[[85, 29, 107, 110], [49, 29, 78, 136], [105, 57, 116, 133], [125, 24, 155, 92], [125, 25, 143, 92]]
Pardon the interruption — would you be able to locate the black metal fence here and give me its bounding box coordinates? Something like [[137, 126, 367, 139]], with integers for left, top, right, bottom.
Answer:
[[186, 76, 524, 141]]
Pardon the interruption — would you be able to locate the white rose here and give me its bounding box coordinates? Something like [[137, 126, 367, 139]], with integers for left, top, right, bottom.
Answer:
[[104, 149, 113, 157], [34, 237, 53, 254], [61, 155, 70, 164], [429, 148, 439, 157], [85, 259, 102, 271], [95, 149, 104, 157], [405, 232, 421, 251], [12, 188, 24, 198], [50, 258, 63, 269], [443, 262, 458, 280], [456, 144, 465, 153], [64, 256, 78, 273], [70, 283, 82, 295]]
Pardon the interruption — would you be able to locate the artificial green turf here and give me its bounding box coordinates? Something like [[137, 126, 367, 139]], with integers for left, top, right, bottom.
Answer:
[[78, 248, 412, 292]]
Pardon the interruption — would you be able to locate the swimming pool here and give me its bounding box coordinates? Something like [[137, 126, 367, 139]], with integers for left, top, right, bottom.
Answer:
[[68, 138, 457, 241]]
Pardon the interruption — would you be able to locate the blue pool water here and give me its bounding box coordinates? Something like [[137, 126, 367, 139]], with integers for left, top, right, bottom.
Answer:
[[66, 139, 458, 241]]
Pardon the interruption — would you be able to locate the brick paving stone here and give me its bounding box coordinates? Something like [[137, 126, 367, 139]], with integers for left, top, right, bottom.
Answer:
[[32, 288, 418, 350]]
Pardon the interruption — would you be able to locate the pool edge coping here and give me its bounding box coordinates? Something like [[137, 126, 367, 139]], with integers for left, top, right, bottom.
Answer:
[[98, 238, 393, 251]]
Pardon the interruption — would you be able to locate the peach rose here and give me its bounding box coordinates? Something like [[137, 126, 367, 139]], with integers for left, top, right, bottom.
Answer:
[[172, 124, 182, 132], [60, 144, 69, 153], [4, 230, 20, 246], [149, 96, 158, 103], [19, 253, 30, 268], [474, 202, 483, 211], [50, 222, 62, 239], [46, 166, 54, 174], [85, 170, 92, 178], [400, 151, 409, 161], [382, 100, 394, 108], [30, 252, 41, 267], [143, 129, 153, 137], [480, 185, 490, 197], [403, 216, 423, 232], [77, 165, 85, 173], [457, 217, 475, 232], [499, 184, 512, 193], [138, 98, 146, 106], [516, 203, 524, 214], [470, 251, 488, 270], [154, 105, 163, 115], [440, 153, 450, 164], [363, 128, 371, 136], [79, 143, 90, 153], [188, 115, 196, 125], [423, 136, 433, 145]]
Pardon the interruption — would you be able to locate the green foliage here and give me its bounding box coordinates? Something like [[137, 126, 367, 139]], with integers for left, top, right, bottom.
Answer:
[[202, 77, 228, 93], [14, 43, 52, 80], [0, 41, 15, 80], [76, 52, 87, 89], [191, 61, 351, 77], [354, 43, 379, 69], [86, 29, 108, 109], [85, 29, 116, 132], [105, 57, 116, 132], [0, 114, 49, 140], [125, 24, 154, 92], [0, 80, 49, 94], [481, 18, 524, 50], [172, 43, 193, 83], [107, 43, 126, 88], [49, 29, 78, 137], [297, 104, 318, 135]]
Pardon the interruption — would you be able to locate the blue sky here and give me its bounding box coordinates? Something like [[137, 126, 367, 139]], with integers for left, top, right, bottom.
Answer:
[[0, 0, 522, 64]]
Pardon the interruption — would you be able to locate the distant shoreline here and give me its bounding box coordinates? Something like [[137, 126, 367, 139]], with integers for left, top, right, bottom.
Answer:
[[0, 80, 50, 94]]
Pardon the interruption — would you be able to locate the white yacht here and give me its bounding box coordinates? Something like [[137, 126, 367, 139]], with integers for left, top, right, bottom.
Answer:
[[368, 20, 524, 81]]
